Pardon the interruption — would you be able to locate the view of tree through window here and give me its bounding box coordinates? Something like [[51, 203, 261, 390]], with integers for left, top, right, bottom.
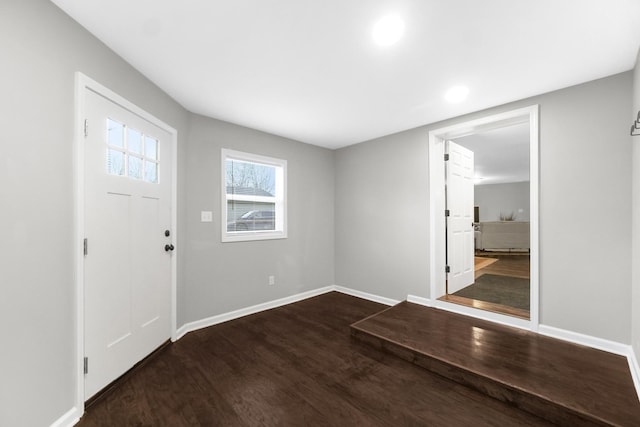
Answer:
[[225, 159, 275, 196]]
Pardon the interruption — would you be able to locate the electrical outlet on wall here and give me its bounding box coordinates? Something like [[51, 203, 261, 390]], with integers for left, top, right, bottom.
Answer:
[[268, 275, 275, 286]]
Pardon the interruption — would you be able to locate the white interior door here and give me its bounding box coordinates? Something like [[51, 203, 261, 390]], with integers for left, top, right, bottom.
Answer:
[[446, 140, 475, 294], [84, 89, 173, 400]]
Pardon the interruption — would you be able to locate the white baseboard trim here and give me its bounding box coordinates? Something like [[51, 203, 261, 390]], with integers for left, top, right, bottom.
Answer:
[[406, 294, 433, 307], [49, 407, 80, 427], [538, 324, 629, 356], [539, 324, 640, 401], [334, 285, 400, 306], [175, 286, 334, 340], [628, 348, 640, 402], [408, 300, 631, 360], [175, 285, 401, 340]]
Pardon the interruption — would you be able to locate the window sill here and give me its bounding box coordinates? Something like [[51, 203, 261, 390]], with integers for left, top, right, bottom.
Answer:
[[221, 230, 287, 243]]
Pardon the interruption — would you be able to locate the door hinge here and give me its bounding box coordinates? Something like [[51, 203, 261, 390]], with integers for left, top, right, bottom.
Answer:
[[84, 357, 88, 374], [83, 238, 88, 256], [83, 119, 88, 137], [445, 265, 450, 273], [444, 153, 450, 161], [445, 209, 450, 217]]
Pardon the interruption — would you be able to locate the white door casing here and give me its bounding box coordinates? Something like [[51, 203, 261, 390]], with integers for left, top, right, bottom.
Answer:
[[83, 88, 173, 399], [427, 105, 539, 331], [446, 140, 475, 294]]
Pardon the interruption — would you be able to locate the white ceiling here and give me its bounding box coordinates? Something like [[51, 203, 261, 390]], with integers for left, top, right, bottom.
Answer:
[[51, 0, 640, 149], [453, 122, 530, 186]]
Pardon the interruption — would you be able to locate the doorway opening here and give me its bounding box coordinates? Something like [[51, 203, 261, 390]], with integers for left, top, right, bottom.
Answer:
[[443, 123, 531, 319], [428, 106, 539, 330]]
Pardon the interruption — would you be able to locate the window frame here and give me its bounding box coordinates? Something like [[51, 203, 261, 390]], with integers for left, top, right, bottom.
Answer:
[[221, 148, 287, 242]]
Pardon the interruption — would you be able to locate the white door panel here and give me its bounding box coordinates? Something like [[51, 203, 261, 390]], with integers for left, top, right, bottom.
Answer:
[[84, 90, 172, 399], [446, 140, 475, 294]]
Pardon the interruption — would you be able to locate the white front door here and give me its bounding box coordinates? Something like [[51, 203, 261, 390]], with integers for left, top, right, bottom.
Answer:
[[84, 89, 173, 399], [446, 140, 475, 294]]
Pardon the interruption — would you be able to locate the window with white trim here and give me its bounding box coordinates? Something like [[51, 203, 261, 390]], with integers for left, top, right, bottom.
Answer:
[[222, 149, 287, 242]]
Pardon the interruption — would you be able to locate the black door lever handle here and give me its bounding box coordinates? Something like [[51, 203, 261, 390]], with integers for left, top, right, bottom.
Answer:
[[165, 244, 175, 252]]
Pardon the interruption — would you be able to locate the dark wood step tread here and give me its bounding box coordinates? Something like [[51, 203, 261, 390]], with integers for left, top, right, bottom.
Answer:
[[351, 301, 640, 426]]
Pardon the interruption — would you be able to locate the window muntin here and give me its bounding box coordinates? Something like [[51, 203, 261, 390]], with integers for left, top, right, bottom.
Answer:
[[222, 149, 287, 242], [106, 118, 159, 183]]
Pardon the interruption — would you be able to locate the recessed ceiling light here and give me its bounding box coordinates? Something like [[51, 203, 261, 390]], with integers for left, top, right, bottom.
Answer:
[[444, 85, 470, 103], [372, 15, 405, 46]]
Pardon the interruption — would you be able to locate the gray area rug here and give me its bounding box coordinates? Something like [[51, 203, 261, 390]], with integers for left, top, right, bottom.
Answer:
[[453, 274, 530, 310]]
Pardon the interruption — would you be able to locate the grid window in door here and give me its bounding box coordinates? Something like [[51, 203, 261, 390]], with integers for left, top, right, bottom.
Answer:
[[107, 118, 159, 183]]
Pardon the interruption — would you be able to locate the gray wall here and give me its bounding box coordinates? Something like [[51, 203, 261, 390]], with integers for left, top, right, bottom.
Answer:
[[335, 127, 430, 301], [0, 1, 190, 426], [336, 72, 632, 343], [475, 182, 530, 222], [182, 114, 335, 325], [632, 49, 640, 360], [537, 73, 631, 342]]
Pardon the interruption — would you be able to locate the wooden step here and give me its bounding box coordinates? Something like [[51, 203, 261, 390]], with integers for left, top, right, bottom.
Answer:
[[351, 301, 640, 426]]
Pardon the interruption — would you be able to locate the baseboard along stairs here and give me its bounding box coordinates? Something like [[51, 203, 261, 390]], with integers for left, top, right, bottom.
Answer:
[[351, 300, 640, 426]]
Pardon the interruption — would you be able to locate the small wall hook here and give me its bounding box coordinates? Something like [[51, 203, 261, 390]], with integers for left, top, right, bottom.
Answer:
[[632, 111, 640, 136]]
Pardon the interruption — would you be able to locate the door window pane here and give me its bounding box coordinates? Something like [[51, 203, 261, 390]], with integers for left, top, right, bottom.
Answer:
[[145, 137, 158, 160], [129, 156, 142, 179], [107, 149, 125, 176], [107, 119, 124, 148], [128, 128, 142, 154], [144, 161, 158, 183]]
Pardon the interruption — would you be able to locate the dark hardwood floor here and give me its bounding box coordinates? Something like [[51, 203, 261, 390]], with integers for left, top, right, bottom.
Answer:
[[352, 301, 640, 426], [77, 292, 551, 426]]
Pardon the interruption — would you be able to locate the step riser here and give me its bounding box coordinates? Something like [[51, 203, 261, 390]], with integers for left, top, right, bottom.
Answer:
[[351, 328, 608, 426]]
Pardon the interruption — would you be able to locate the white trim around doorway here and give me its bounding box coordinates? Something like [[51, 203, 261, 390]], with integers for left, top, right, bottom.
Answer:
[[428, 105, 539, 331], [73, 72, 178, 419]]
